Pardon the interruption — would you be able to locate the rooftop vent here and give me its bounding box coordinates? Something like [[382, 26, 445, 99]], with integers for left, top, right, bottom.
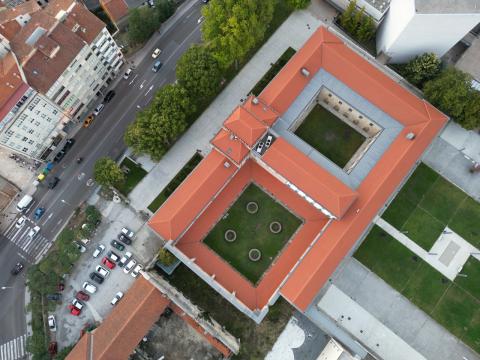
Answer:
[[405, 132, 416, 140], [300, 67, 310, 77], [55, 10, 67, 22], [72, 23, 80, 32], [223, 161, 231, 168], [252, 97, 259, 105]]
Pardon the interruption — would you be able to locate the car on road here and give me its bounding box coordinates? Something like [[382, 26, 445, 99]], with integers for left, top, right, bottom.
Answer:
[[11, 262, 24, 275], [123, 68, 133, 80], [152, 48, 161, 58], [121, 227, 134, 239], [107, 250, 120, 262], [103, 90, 116, 103], [27, 225, 40, 239], [124, 259, 136, 274], [152, 60, 162, 72], [47, 315, 56, 332], [34, 207, 45, 220], [82, 282, 97, 294], [15, 216, 26, 229], [118, 251, 132, 267], [95, 265, 110, 278], [110, 291, 124, 306], [102, 256, 116, 269], [117, 234, 131, 245], [76, 291, 90, 301], [131, 264, 143, 278], [74, 241, 86, 253], [197, 15, 204, 24], [93, 103, 104, 116], [92, 244, 105, 258], [83, 115, 94, 128], [64, 138, 75, 150], [48, 177, 60, 189], [89, 272, 104, 284], [53, 150, 65, 163], [110, 240, 125, 251], [46, 293, 62, 301]]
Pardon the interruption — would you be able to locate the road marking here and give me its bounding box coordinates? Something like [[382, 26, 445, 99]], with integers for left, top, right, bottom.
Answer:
[[129, 74, 138, 85], [140, 80, 146, 89], [41, 213, 53, 226], [145, 85, 154, 96], [0, 334, 27, 360]]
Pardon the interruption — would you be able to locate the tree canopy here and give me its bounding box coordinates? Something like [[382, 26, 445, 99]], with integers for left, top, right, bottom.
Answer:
[[286, 0, 310, 9], [202, 0, 276, 69], [339, 0, 375, 43], [155, 0, 175, 22], [402, 53, 441, 87], [128, 7, 161, 44], [93, 157, 125, 187]]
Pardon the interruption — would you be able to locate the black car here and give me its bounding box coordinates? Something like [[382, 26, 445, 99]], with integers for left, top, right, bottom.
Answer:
[[89, 272, 104, 284], [103, 90, 116, 103], [53, 151, 65, 163], [117, 234, 132, 245], [11, 262, 24, 275], [48, 177, 60, 189], [46, 293, 62, 301], [110, 240, 125, 251], [63, 138, 75, 151]]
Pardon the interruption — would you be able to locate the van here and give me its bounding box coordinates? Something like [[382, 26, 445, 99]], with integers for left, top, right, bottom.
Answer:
[[16, 195, 33, 212]]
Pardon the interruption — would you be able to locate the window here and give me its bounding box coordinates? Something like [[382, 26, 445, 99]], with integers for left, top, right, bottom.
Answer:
[[52, 109, 58, 115], [22, 147, 28, 152], [28, 129, 34, 134], [28, 140, 34, 144], [85, 52, 92, 61], [22, 136, 28, 142]]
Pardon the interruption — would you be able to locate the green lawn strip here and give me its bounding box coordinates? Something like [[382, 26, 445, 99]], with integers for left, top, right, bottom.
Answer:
[[203, 184, 302, 284], [400, 207, 445, 251], [164, 264, 293, 359], [455, 256, 480, 300], [294, 105, 365, 168], [116, 157, 147, 195], [382, 192, 417, 229], [449, 197, 480, 249], [419, 177, 467, 223], [147, 153, 203, 212], [250, 47, 296, 96]]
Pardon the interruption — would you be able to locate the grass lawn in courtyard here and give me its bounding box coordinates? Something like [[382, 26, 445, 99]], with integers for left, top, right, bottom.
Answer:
[[294, 105, 365, 168], [116, 157, 147, 195], [203, 183, 302, 284], [148, 153, 203, 213], [355, 225, 480, 354]]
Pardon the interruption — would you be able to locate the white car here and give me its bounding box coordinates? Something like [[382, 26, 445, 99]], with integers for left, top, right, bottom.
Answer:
[[265, 135, 273, 148], [151, 48, 161, 58], [15, 216, 26, 229], [93, 103, 104, 116], [110, 291, 124, 306], [119, 251, 132, 267], [27, 225, 40, 238], [123, 259, 136, 274], [131, 264, 143, 278], [123, 68, 133, 80], [82, 282, 97, 294], [95, 265, 110, 278], [47, 315, 56, 331], [121, 227, 134, 239], [256, 141, 264, 153], [71, 298, 84, 310], [92, 244, 105, 258]]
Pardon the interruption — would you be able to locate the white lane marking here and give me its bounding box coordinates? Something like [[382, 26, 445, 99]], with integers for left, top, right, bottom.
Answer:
[[140, 80, 146, 89], [145, 85, 154, 96], [129, 74, 138, 85], [41, 213, 53, 226]]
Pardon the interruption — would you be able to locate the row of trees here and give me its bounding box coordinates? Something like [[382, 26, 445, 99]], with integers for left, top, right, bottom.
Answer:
[[339, 0, 375, 43], [128, 0, 175, 44]]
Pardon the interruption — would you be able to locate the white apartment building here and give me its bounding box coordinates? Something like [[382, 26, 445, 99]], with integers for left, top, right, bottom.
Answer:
[[377, 0, 480, 63]]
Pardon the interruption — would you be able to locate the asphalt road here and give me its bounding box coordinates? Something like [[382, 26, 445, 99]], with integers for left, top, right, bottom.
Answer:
[[0, 0, 203, 345]]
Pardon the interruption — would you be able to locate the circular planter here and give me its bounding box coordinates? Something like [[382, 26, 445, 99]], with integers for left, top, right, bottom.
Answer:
[[224, 229, 237, 242], [246, 201, 259, 214], [269, 221, 282, 234], [249, 249, 261, 262]]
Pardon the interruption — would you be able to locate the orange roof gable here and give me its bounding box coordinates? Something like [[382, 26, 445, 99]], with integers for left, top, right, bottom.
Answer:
[[224, 106, 267, 147], [242, 96, 278, 126], [149, 150, 236, 241], [100, 0, 129, 23], [262, 138, 357, 218], [211, 128, 249, 165]]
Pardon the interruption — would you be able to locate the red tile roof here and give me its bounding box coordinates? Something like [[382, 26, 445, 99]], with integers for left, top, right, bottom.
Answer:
[[223, 106, 267, 147], [242, 95, 278, 126], [211, 128, 249, 165], [0, 52, 25, 111], [100, 0, 129, 23]]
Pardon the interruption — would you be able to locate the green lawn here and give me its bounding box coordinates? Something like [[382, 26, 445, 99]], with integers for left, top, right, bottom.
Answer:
[[203, 183, 302, 284], [250, 47, 296, 96], [116, 157, 147, 195], [294, 105, 366, 168], [355, 225, 480, 354], [148, 153, 203, 213]]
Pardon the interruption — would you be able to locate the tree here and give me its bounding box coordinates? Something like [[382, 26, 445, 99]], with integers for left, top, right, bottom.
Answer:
[[85, 205, 102, 226], [402, 53, 441, 87], [286, 0, 310, 10], [202, 0, 276, 69], [155, 0, 175, 22], [176, 45, 222, 104], [125, 84, 193, 161], [157, 248, 177, 266], [128, 7, 160, 44], [424, 68, 480, 129], [339, 0, 357, 34], [356, 12, 375, 42], [94, 157, 125, 187]]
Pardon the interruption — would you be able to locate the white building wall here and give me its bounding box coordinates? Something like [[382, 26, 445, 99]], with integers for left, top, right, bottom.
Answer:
[[328, 0, 388, 23]]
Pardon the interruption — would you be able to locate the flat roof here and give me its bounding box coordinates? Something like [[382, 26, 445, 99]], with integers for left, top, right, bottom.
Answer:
[[415, 0, 480, 14]]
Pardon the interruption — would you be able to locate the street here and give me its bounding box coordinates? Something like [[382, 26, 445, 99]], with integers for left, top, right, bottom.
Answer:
[[0, 0, 203, 351]]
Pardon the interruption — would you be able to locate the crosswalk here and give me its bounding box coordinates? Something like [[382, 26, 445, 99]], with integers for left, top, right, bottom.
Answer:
[[0, 335, 27, 360], [4, 219, 52, 264]]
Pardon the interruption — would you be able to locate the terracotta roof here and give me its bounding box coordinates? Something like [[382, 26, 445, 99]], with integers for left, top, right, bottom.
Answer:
[[100, 0, 129, 23], [0, 1, 41, 24], [242, 95, 278, 126], [149, 150, 236, 241], [0, 20, 21, 40], [211, 128, 249, 165], [262, 138, 358, 218], [0, 52, 25, 110], [224, 106, 267, 147], [62, 2, 104, 44]]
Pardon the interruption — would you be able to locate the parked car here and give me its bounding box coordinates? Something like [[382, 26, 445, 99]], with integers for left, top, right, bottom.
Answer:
[[103, 90, 116, 103], [110, 240, 125, 251], [34, 207, 45, 220], [124, 259, 136, 274], [75, 291, 90, 301], [27, 225, 40, 239], [117, 234, 131, 245], [46, 293, 62, 301], [64, 138, 75, 150], [15, 216, 26, 229], [48, 177, 60, 189], [265, 135, 273, 148], [107, 250, 120, 262], [93, 103, 104, 116], [68, 305, 81, 316], [92, 244, 105, 258], [74, 241, 86, 253], [53, 151, 65, 163], [82, 282, 97, 294], [110, 291, 124, 306], [48, 342, 57, 356], [121, 227, 134, 239], [152, 60, 162, 72], [118, 251, 132, 268], [71, 298, 83, 310], [151, 48, 161, 58], [83, 115, 94, 128], [256, 142, 264, 153], [131, 264, 143, 278], [123, 68, 133, 80], [47, 315, 56, 331], [102, 256, 116, 269], [95, 265, 110, 278], [89, 272, 104, 284], [11, 262, 24, 275]]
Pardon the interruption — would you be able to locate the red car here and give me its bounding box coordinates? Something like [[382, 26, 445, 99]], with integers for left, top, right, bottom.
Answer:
[[68, 304, 81, 316], [102, 256, 116, 269], [76, 291, 90, 301]]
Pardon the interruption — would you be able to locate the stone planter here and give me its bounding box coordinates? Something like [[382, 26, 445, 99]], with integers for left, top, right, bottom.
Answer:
[[224, 229, 237, 242], [269, 221, 282, 234], [249, 248, 261, 262], [246, 201, 259, 214]]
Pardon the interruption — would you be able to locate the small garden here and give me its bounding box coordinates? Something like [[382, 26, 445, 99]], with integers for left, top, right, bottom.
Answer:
[[294, 104, 365, 168], [203, 183, 302, 284], [116, 157, 147, 196]]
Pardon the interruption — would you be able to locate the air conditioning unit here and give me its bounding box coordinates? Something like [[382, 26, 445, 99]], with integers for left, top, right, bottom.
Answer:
[[223, 162, 231, 168], [252, 97, 259, 105]]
